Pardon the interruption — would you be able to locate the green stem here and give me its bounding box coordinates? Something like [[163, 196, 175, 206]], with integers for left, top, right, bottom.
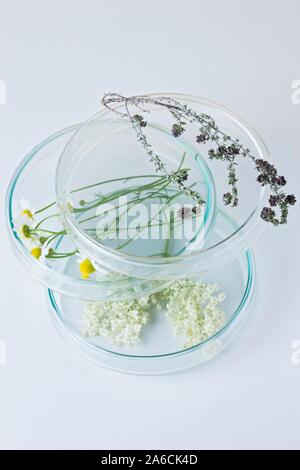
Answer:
[[34, 213, 59, 230], [97, 180, 171, 241], [46, 250, 78, 259], [116, 183, 196, 250], [33, 174, 165, 215], [70, 173, 163, 194], [72, 177, 168, 213]]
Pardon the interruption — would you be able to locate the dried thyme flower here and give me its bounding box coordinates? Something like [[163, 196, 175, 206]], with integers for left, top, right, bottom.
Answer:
[[177, 207, 192, 220], [132, 114, 147, 127], [255, 158, 296, 224], [102, 93, 296, 226], [172, 122, 185, 137]]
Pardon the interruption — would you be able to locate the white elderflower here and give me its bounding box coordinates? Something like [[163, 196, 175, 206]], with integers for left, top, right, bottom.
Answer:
[[83, 295, 151, 346], [82, 279, 226, 348], [164, 279, 226, 348]]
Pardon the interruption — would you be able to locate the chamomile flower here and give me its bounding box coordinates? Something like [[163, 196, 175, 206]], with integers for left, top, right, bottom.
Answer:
[[77, 254, 96, 279], [19, 198, 35, 219], [13, 198, 38, 243], [13, 214, 36, 244], [30, 244, 50, 262], [16, 220, 32, 240]]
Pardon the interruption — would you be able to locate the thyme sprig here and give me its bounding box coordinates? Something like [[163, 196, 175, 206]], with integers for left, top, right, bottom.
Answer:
[[104, 94, 206, 208], [102, 93, 296, 225]]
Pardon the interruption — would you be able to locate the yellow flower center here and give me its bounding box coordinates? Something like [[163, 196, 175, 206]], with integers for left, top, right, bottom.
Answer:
[[31, 247, 42, 259], [79, 258, 95, 279], [21, 224, 31, 239], [22, 209, 33, 218]]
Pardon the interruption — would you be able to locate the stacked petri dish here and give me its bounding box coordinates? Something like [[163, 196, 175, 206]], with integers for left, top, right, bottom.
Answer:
[[6, 94, 269, 374]]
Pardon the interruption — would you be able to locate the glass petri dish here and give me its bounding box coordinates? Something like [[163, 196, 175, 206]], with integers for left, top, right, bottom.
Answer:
[[47, 212, 255, 375], [5, 125, 171, 300], [56, 94, 268, 280], [5, 97, 263, 375]]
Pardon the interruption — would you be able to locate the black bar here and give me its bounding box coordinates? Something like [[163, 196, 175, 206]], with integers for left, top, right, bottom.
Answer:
[[0, 450, 298, 464]]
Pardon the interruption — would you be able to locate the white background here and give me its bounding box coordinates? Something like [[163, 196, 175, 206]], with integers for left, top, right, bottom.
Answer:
[[0, 0, 300, 450]]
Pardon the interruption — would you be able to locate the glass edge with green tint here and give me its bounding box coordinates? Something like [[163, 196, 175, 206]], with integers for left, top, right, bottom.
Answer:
[[47, 249, 255, 360]]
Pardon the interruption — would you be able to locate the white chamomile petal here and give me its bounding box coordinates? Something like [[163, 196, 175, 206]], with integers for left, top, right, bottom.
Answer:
[[20, 197, 30, 210], [19, 197, 35, 216], [76, 253, 86, 265], [39, 245, 51, 263]]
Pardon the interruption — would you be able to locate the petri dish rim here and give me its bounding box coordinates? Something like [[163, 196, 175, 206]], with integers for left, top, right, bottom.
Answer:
[[55, 93, 268, 268], [47, 248, 255, 361]]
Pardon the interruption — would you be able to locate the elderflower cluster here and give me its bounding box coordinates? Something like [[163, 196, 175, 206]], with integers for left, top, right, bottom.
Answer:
[[164, 280, 226, 348], [83, 280, 226, 348], [82, 295, 152, 346]]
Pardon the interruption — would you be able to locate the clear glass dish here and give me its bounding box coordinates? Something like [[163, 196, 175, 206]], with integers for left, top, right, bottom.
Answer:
[[6, 94, 265, 374], [56, 94, 267, 280], [47, 218, 255, 375], [5, 126, 169, 301]]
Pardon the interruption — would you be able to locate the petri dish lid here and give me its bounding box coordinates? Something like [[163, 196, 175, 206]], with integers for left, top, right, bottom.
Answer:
[[55, 93, 267, 280]]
